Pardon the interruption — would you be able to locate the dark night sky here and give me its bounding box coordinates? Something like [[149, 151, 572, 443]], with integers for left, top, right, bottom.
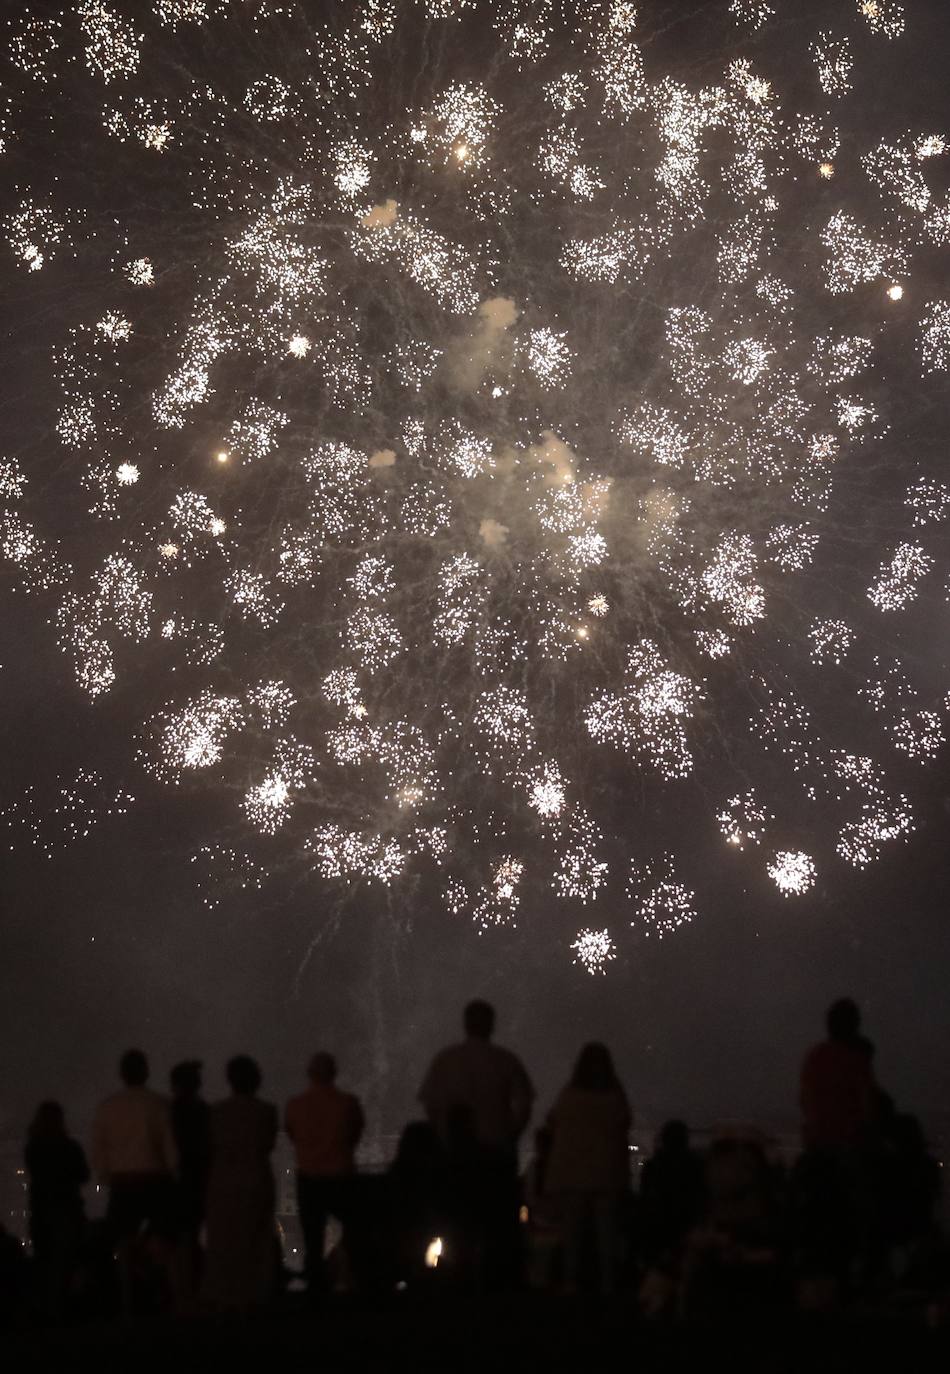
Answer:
[[2, 0, 950, 1155]]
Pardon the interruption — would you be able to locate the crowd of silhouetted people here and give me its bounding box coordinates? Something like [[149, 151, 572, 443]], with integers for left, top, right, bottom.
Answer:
[[4, 996, 950, 1326]]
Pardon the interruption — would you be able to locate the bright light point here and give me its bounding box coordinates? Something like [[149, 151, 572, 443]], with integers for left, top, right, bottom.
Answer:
[[126, 257, 153, 286], [115, 463, 139, 485], [571, 928, 615, 974], [491, 386, 504, 398], [159, 542, 178, 559], [819, 162, 835, 179], [97, 312, 132, 342], [526, 763, 566, 819], [588, 595, 609, 616], [454, 144, 469, 161], [916, 135, 946, 159], [768, 850, 817, 896], [215, 450, 230, 464], [424, 1238, 443, 1268], [575, 625, 589, 640], [144, 124, 171, 151], [288, 334, 311, 357], [887, 283, 904, 301], [718, 793, 770, 849], [209, 517, 226, 536]]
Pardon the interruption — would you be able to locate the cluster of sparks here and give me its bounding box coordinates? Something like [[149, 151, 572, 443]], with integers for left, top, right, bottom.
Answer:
[[1, 770, 134, 857], [2, 0, 950, 973]]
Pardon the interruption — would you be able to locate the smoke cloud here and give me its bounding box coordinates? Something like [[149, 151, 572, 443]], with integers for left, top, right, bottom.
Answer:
[[447, 296, 518, 391]]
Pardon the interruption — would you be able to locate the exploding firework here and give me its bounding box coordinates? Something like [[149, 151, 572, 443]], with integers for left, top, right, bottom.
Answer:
[[2, 0, 948, 968]]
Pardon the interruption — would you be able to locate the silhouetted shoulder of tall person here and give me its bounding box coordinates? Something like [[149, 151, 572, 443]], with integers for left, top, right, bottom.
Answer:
[[419, 1002, 532, 1291], [800, 998, 875, 1151], [419, 1000, 534, 1153]]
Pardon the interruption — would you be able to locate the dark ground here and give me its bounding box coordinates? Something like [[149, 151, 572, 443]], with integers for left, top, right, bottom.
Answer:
[[7, 1295, 950, 1373]]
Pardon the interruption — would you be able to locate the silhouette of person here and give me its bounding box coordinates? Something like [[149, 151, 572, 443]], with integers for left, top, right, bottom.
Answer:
[[545, 1042, 631, 1295], [800, 998, 875, 1151], [285, 1052, 364, 1297], [386, 1121, 449, 1286], [24, 1101, 89, 1319], [91, 1050, 177, 1263], [796, 999, 878, 1295], [169, 1060, 210, 1308], [882, 1113, 941, 1258], [419, 1000, 533, 1287], [682, 1134, 781, 1318], [639, 1120, 705, 1270], [202, 1056, 278, 1311]]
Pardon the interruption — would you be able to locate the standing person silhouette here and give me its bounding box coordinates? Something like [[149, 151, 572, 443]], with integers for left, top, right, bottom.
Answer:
[[24, 1101, 89, 1320], [419, 1001, 534, 1288], [91, 1049, 177, 1311], [203, 1056, 278, 1311], [169, 1060, 211, 1310], [797, 998, 878, 1297], [800, 999, 875, 1152], [545, 1042, 631, 1296], [285, 1052, 364, 1298]]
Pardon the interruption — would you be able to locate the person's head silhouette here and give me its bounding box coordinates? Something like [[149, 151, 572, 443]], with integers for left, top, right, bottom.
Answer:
[[28, 1101, 67, 1140], [659, 1119, 690, 1154], [119, 1049, 148, 1087], [226, 1055, 261, 1095], [307, 1052, 337, 1085], [571, 1041, 618, 1091], [826, 997, 861, 1043], [170, 1060, 203, 1098], [463, 999, 495, 1041]]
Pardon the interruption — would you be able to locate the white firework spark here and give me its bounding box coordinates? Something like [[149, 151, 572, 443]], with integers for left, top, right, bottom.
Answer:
[[571, 928, 616, 975], [768, 850, 816, 896]]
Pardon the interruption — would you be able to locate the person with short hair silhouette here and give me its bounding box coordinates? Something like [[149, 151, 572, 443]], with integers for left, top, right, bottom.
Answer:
[[285, 1052, 364, 1297], [169, 1060, 210, 1309], [420, 1001, 533, 1152], [202, 1056, 278, 1311], [92, 1050, 177, 1247], [796, 999, 878, 1300], [24, 1100, 89, 1319], [639, 1120, 705, 1271], [419, 1001, 533, 1287], [545, 1042, 631, 1295], [801, 999, 875, 1151]]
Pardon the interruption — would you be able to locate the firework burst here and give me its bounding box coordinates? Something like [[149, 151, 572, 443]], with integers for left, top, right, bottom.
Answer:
[[2, 1, 949, 969]]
